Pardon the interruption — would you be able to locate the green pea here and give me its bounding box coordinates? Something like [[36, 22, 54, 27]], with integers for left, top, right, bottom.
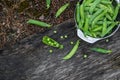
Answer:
[[27, 19, 52, 28], [83, 54, 88, 58], [106, 39, 109, 42], [49, 49, 53, 53], [60, 36, 64, 39], [70, 41, 74, 45], [64, 35, 68, 38], [63, 40, 80, 60], [55, 3, 69, 18], [53, 30, 57, 34]]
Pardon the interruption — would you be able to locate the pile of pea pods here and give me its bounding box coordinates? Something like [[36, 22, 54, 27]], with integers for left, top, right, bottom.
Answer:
[[76, 0, 120, 38]]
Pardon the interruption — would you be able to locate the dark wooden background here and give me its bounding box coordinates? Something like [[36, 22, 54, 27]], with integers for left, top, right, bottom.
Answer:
[[0, 19, 120, 80]]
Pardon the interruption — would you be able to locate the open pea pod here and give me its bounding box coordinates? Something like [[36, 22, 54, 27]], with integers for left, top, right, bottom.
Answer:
[[42, 36, 63, 49]]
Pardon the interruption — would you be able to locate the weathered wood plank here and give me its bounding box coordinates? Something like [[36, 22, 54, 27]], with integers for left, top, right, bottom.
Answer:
[[0, 19, 120, 80]]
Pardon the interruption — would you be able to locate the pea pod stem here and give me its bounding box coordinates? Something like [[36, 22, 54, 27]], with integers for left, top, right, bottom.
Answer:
[[27, 19, 52, 28], [63, 40, 80, 60]]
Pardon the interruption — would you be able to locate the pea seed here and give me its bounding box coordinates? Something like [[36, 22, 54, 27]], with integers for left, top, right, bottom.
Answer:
[[60, 36, 64, 39], [53, 30, 57, 34], [70, 41, 74, 45], [64, 35, 68, 38], [83, 54, 88, 58], [49, 49, 53, 53]]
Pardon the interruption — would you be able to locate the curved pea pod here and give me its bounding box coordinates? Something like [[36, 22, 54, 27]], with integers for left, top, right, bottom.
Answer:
[[46, 0, 51, 9], [83, 18, 89, 33], [89, 0, 101, 14], [55, 3, 69, 18], [92, 26, 102, 32], [101, 18, 107, 37], [63, 40, 80, 60], [92, 10, 107, 27], [89, 9, 103, 24], [42, 36, 63, 49], [79, 4, 85, 26], [84, 0, 94, 5], [113, 4, 120, 20], [101, 0, 112, 5], [91, 47, 112, 54], [27, 19, 52, 28], [103, 22, 118, 37]]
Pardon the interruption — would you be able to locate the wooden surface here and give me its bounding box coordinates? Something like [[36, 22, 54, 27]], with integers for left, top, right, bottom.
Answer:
[[0, 19, 120, 80]]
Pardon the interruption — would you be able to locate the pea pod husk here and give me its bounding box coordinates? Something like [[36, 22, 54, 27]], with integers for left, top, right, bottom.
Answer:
[[63, 40, 80, 60], [91, 47, 112, 54], [55, 3, 69, 18], [27, 19, 52, 28], [42, 36, 63, 49]]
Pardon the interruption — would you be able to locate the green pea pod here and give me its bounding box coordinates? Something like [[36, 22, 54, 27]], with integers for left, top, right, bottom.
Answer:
[[92, 26, 102, 32], [55, 3, 69, 18], [101, 0, 111, 5], [106, 14, 112, 21], [80, 4, 85, 26], [103, 22, 118, 37], [89, 9, 103, 23], [101, 18, 107, 37], [76, 2, 82, 28], [91, 47, 112, 54], [63, 40, 80, 60], [42, 36, 63, 49], [89, 0, 101, 14], [46, 0, 51, 9], [97, 21, 112, 25], [113, 4, 120, 20], [27, 19, 52, 28], [83, 18, 89, 32], [85, 0, 94, 6], [92, 10, 107, 27]]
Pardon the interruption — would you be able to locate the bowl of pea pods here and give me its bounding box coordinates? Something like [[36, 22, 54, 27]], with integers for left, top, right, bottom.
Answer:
[[75, 0, 120, 43]]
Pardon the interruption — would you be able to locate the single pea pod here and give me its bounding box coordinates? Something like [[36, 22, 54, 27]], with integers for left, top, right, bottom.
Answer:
[[101, 18, 107, 37], [46, 0, 51, 9], [55, 3, 69, 18], [91, 47, 112, 54], [113, 4, 120, 20], [103, 22, 118, 37], [79, 4, 85, 26], [42, 36, 63, 49], [63, 40, 80, 60], [27, 19, 52, 28]]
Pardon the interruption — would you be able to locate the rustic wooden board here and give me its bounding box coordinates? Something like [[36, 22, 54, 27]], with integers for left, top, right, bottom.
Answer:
[[0, 19, 120, 80]]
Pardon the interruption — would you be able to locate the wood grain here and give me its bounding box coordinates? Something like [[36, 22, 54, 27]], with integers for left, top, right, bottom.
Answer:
[[0, 19, 120, 80]]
